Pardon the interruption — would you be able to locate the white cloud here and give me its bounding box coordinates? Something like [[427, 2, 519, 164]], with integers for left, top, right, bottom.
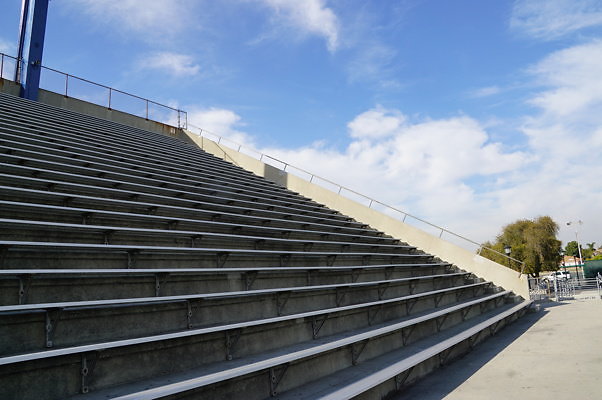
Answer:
[[257, 0, 340, 51], [188, 107, 256, 147], [68, 0, 195, 40], [512, 39, 602, 244], [511, 0, 602, 40], [528, 40, 602, 117], [345, 42, 400, 88], [138, 52, 200, 77], [469, 86, 501, 98], [259, 110, 529, 238], [347, 107, 405, 139]]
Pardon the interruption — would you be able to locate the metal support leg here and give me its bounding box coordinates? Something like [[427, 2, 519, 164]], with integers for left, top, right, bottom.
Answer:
[[225, 329, 242, 361], [18, 274, 32, 304], [45, 308, 62, 348], [268, 364, 289, 397], [80, 351, 99, 394]]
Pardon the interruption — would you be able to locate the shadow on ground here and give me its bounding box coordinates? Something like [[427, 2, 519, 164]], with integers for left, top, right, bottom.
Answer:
[[392, 301, 561, 400]]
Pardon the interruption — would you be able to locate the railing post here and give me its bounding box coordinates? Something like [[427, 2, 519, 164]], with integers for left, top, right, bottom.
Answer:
[[1, 53, 4, 79], [145, 100, 149, 120], [64, 73, 69, 97], [108, 88, 112, 109]]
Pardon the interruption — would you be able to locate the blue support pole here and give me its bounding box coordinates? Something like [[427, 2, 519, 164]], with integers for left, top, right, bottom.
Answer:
[[15, 0, 49, 101]]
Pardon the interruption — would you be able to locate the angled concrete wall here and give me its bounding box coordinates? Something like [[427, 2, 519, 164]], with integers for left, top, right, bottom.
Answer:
[[184, 131, 530, 299]]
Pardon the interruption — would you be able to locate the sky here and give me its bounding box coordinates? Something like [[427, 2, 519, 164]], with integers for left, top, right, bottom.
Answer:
[[1, 0, 601, 249]]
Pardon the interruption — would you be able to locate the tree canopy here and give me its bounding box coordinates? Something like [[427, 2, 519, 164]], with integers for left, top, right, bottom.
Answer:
[[480, 216, 562, 277], [565, 241, 597, 260]]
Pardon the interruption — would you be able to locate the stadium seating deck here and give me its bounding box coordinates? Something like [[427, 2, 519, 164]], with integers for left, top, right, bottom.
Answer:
[[0, 92, 531, 400]]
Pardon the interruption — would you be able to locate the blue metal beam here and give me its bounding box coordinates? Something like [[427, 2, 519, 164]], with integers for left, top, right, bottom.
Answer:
[[15, 0, 49, 101]]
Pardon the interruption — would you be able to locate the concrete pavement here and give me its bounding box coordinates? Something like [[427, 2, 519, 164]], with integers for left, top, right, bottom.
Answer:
[[395, 299, 602, 400]]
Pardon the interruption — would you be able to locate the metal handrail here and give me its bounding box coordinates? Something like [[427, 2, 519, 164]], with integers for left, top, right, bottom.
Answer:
[[0, 52, 187, 129], [186, 123, 525, 273]]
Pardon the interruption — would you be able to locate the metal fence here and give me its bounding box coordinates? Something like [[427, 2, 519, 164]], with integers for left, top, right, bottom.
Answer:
[[529, 274, 602, 301], [0, 52, 187, 129]]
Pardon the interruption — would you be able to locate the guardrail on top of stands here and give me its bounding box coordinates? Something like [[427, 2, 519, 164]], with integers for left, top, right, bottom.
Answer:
[[0, 52, 187, 129], [186, 122, 526, 274]]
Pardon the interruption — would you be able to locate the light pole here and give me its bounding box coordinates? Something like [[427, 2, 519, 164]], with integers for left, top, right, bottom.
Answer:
[[567, 221, 583, 283], [504, 245, 512, 269]]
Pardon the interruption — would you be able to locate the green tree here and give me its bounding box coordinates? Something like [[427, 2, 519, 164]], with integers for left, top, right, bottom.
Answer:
[[583, 242, 596, 260], [480, 216, 562, 277], [565, 241, 579, 257], [565, 241, 596, 260]]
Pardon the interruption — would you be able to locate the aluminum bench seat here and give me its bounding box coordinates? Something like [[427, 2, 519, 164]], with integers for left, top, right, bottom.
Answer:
[[0, 240, 431, 271], [0, 280, 486, 358], [0, 127, 300, 202], [277, 300, 532, 400], [0, 100, 268, 183], [0, 219, 412, 253], [0, 198, 399, 245], [3, 292, 514, 400], [1, 279, 486, 357], [0, 165, 360, 227], [0, 272, 472, 312], [0, 262, 453, 306], [0, 152, 347, 219], [0, 178, 378, 236], [0, 101, 294, 194], [0, 139, 327, 212], [1, 272, 476, 313]]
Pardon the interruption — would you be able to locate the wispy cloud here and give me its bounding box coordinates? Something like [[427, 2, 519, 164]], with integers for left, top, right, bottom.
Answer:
[[188, 107, 256, 147], [67, 0, 196, 41], [511, 0, 602, 40], [469, 85, 501, 98], [345, 41, 401, 88], [137, 52, 200, 78], [527, 39, 602, 116], [255, 0, 340, 52]]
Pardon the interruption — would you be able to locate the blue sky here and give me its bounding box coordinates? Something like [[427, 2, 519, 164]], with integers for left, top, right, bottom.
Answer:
[[1, 0, 601, 248]]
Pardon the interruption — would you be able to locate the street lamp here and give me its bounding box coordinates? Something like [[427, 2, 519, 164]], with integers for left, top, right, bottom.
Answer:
[[504, 245, 511, 268], [566, 221, 583, 283]]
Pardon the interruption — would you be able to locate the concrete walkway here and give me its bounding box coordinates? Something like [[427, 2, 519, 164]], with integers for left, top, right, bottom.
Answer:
[[395, 299, 602, 400]]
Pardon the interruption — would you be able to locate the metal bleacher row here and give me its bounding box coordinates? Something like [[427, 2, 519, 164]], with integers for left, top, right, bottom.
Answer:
[[0, 91, 531, 400]]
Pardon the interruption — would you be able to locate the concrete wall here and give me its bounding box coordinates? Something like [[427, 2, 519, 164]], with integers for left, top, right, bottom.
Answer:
[[0, 78, 21, 96], [185, 131, 530, 299]]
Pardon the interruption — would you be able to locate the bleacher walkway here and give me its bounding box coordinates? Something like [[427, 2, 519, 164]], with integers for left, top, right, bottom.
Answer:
[[0, 91, 531, 400]]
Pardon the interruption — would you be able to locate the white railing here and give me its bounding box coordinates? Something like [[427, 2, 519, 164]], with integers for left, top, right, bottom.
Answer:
[[187, 122, 525, 272], [0, 52, 187, 129]]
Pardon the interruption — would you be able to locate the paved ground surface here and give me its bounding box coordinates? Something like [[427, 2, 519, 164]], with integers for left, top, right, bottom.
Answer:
[[395, 299, 602, 400]]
